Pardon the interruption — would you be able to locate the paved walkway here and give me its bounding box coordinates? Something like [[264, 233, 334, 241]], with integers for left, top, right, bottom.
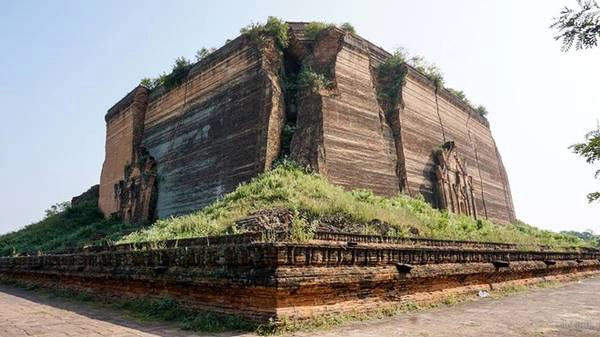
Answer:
[[290, 276, 600, 337], [1, 277, 600, 337], [0, 286, 250, 337]]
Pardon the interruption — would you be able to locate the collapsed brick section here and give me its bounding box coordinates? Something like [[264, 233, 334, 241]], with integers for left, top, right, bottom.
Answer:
[[98, 22, 515, 225], [1, 234, 599, 322]]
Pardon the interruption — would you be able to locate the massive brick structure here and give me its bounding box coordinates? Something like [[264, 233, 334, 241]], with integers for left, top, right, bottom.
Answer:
[[99, 22, 515, 225]]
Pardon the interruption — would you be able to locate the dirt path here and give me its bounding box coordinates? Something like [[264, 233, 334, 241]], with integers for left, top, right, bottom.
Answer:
[[1, 277, 600, 337]]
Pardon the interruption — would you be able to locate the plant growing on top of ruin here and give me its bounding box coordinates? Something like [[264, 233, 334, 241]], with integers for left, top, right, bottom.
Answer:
[[304, 21, 335, 40], [195, 47, 217, 62], [240, 16, 290, 50], [304, 21, 357, 40], [140, 56, 192, 91], [408, 55, 445, 88], [446, 88, 489, 118], [376, 48, 409, 109], [446, 88, 471, 106], [339, 22, 356, 34], [297, 63, 335, 91], [475, 105, 489, 117]]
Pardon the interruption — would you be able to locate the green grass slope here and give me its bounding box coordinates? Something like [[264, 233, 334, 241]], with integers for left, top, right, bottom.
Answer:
[[0, 202, 142, 256], [121, 161, 586, 249], [0, 161, 588, 256]]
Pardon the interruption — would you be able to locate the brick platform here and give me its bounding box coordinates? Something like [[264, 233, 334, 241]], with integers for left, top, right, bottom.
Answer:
[[1, 233, 599, 322]]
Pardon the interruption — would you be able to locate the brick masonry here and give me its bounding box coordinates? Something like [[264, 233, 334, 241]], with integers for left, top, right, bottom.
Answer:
[[1, 233, 599, 322], [98, 22, 516, 226]]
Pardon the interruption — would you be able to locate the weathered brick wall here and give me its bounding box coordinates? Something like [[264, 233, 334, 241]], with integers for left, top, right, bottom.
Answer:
[[287, 25, 514, 224], [321, 31, 400, 196], [98, 86, 148, 216], [141, 36, 284, 218], [98, 23, 514, 224], [399, 68, 515, 223]]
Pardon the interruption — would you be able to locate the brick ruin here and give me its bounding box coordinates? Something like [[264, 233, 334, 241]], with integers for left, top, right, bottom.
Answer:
[[1, 229, 599, 323], [98, 22, 515, 226]]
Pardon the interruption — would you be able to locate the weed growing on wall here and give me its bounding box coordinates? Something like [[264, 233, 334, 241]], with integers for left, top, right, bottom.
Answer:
[[297, 62, 335, 91], [447, 88, 489, 117], [140, 57, 192, 91], [376, 49, 409, 110], [304, 21, 357, 40], [378, 48, 491, 117], [240, 16, 290, 50]]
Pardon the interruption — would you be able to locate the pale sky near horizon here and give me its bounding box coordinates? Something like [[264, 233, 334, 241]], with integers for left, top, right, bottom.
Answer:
[[0, 0, 598, 235]]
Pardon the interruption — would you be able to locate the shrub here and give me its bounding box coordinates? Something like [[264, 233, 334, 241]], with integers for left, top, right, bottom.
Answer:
[[195, 47, 216, 62], [139, 56, 192, 91], [476, 105, 489, 117], [240, 16, 290, 50], [304, 21, 334, 40], [297, 63, 334, 91], [377, 48, 409, 107], [339, 22, 356, 34]]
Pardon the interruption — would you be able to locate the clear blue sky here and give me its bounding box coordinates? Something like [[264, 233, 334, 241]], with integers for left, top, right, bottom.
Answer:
[[1, 0, 598, 235]]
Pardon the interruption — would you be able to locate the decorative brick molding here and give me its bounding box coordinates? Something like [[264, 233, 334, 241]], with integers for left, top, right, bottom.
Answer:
[[1, 233, 599, 322]]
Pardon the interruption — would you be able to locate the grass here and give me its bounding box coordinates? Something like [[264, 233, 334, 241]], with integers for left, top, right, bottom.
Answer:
[[120, 160, 588, 249], [0, 201, 143, 256], [0, 161, 591, 256]]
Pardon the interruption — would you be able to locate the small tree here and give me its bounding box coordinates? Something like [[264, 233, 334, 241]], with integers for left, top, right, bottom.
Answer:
[[570, 124, 600, 202], [551, 0, 600, 51], [195, 47, 216, 62]]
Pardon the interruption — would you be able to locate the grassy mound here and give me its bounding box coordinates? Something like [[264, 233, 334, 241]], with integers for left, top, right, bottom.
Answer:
[[121, 161, 585, 249], [0, 161, 588, 255], [0, 202, 142, 256]]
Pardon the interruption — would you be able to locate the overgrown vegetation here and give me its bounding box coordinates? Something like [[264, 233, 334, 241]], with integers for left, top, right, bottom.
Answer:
[[304, 21, 357, 40], [297, 61, 335, 91], [195, 47, 217, 62], [240, 16, 290, 50], [447, 88, 489, 117], [140, 56, 192, 91], [0, 202, 139, 256], [377, 47, 489, 118], [376, 49, 409, 110], [120, 160, 588, 249]]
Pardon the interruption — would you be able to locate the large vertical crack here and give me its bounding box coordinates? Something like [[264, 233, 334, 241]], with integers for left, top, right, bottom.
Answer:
[[372, 63, 410, 193], [434, 87, 447, 143]]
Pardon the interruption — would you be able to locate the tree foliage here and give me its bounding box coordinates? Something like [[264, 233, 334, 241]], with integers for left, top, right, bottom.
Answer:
[[551, 0, 600, 51], [570, 125, 600, 202]]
